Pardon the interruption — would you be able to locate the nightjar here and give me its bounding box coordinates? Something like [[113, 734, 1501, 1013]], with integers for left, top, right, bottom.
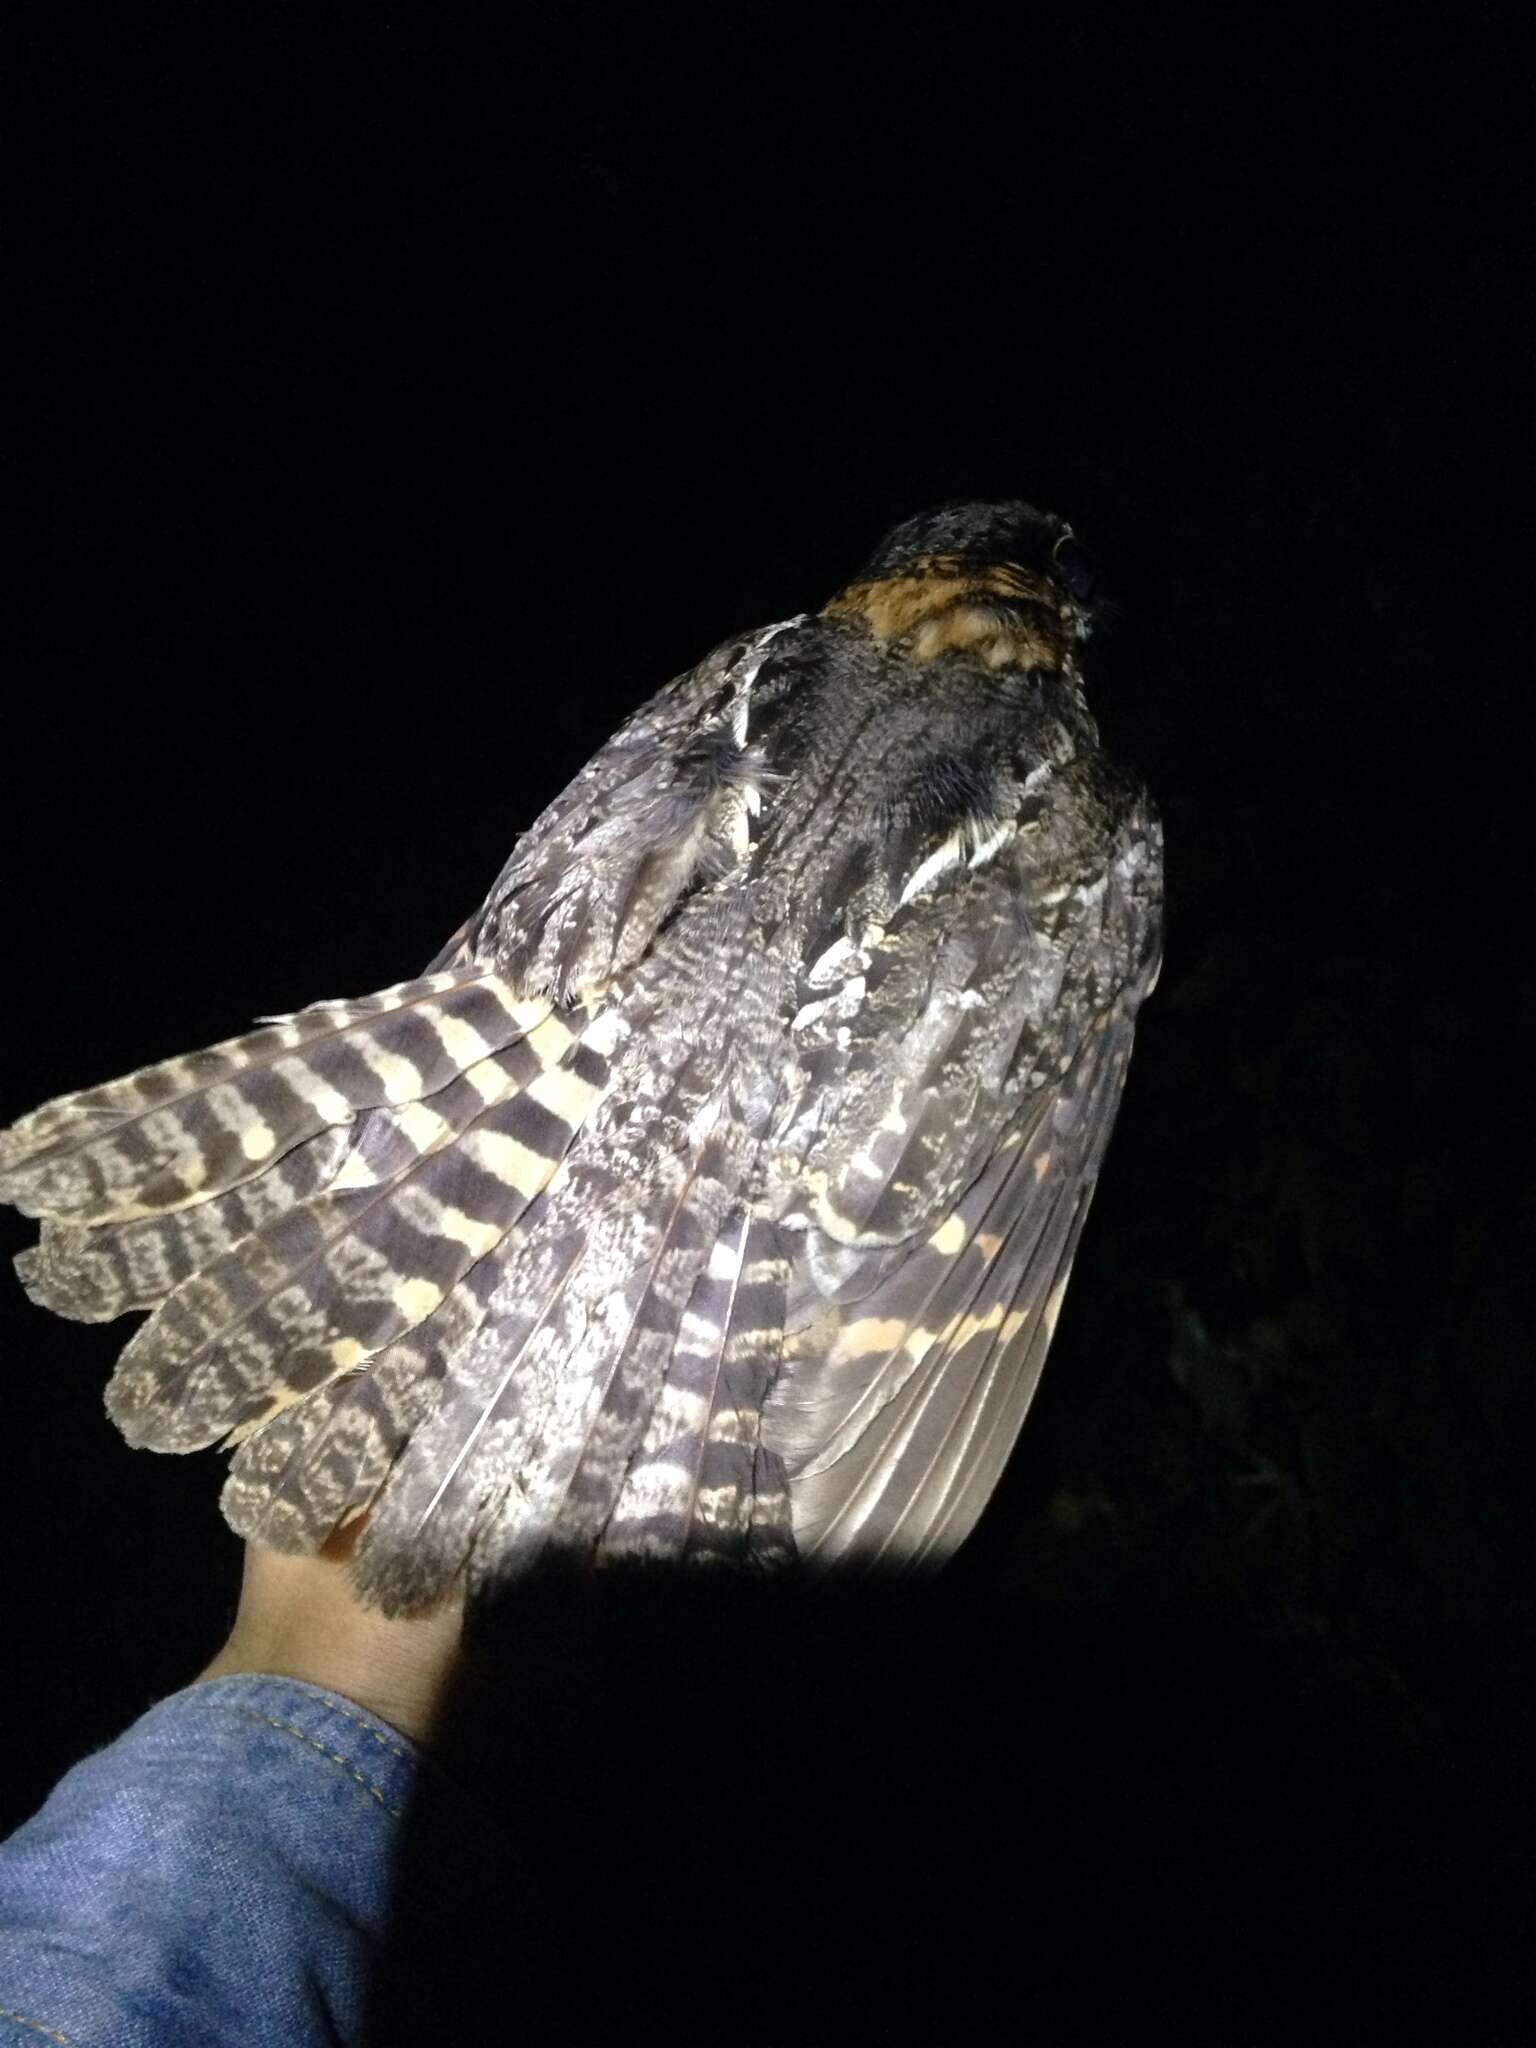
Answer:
[[0, 501, 1162, 1613]]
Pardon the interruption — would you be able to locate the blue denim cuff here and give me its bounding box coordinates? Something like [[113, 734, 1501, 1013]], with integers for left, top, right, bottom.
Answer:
[[0, 1673, 483, 2048]]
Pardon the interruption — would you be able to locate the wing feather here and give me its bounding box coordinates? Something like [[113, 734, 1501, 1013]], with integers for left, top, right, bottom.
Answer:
[[13, 1125, 354, 1322], [771, 1002, 1139, 1564], [221, 1224, 517, 1553], [599, 1214, 794, 1567], [106, 1005, 618, 1453], [349, 981, 774, 1611], [0, 596, 1160, 1609], [0, 972, 540, 1224]]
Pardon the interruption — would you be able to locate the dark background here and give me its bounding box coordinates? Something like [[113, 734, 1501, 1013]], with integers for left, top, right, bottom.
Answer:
[[3, 5, 1532, 2036]]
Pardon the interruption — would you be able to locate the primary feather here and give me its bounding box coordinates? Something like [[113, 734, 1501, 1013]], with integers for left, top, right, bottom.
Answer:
[[1, 502, 1161, 1611]]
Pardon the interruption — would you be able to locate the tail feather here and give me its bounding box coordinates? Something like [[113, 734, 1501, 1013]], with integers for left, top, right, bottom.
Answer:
[[0, 973, 541, 1226]]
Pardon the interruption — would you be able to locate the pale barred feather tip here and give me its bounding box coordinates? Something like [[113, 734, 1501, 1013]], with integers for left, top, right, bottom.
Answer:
[[12, 1125, 354, 1322]]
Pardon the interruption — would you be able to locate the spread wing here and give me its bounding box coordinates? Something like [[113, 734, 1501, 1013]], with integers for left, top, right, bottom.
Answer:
[[761, 780, 1162, 1565], [0, 626, 803, 1611], [0, 597, 1159, 1605]]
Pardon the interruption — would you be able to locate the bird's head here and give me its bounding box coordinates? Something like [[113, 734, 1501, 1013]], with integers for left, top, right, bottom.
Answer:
[[823, 499, 1095, 672]]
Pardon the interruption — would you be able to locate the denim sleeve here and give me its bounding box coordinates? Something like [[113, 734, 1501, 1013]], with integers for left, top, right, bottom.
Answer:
[[0, 1672, 530, 2048]]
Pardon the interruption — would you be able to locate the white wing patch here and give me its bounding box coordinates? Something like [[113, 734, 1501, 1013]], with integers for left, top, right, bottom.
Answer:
[[898, 819, 1017, 907]]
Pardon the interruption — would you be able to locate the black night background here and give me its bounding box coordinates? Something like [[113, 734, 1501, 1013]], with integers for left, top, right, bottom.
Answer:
[[3, 7, 1532, 2038]]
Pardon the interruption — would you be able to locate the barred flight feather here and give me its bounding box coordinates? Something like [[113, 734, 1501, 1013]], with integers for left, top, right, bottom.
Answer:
[[104, 1001, 615, 1456], [14, 1125, 354, 1323]]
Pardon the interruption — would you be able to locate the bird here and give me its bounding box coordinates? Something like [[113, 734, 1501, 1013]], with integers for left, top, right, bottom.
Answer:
[[0, 501, 1162, 1615]]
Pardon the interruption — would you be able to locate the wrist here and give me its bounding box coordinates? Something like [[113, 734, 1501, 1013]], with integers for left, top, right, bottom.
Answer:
[[198, 1531, 465, 1747]]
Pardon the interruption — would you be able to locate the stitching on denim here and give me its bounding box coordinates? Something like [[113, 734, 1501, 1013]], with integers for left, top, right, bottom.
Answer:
[[0, 2005, 76, 2046], [304, 1697, 415, 1767], [218, 1705, 405, 1819], [196, 1680, 415, 1766]]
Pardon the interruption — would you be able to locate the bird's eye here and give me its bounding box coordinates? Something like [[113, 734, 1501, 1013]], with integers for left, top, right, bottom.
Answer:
[[1052, 535, 1096, 604]]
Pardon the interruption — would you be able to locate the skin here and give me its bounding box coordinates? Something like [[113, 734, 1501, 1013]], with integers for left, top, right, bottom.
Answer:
[[197, 1521, 466, 1747]]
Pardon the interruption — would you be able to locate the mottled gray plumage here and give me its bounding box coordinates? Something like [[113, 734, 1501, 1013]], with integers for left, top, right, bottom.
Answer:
[[0, 501, 1161, 1612]]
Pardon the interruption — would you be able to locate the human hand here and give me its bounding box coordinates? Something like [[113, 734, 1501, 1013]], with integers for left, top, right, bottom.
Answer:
[[196, 1519, 466, 1747]]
